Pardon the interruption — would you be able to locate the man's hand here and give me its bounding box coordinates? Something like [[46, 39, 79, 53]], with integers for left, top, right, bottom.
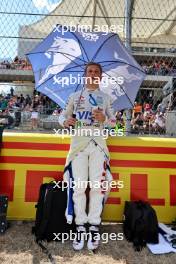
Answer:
[[92, 109, 106, 123], [63, 117, 77, 128]]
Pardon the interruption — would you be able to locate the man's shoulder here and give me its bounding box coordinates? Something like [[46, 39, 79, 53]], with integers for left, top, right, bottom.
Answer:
[[98, 90, 112, 101], [69, 91, 82, 99], [69, 89, 112, 101]]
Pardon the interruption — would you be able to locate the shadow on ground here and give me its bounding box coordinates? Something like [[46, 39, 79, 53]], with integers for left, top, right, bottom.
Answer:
[[0, 221, 176, 264]]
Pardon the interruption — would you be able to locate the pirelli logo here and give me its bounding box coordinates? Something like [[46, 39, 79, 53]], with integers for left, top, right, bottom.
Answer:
[[1, 136, 176, 221]]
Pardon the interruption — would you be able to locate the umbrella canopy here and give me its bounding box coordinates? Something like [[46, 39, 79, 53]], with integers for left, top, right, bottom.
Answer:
[[27, 25, 146, 111]]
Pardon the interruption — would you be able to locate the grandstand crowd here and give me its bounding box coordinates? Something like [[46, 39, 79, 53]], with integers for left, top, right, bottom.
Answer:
[[0, 92, 60, 130], [0, 90, 174, 135], [0, 56, 32, 70], [141, 61, 176, 76], [1, 56, 176, 77], [1, 54, 176, 134]]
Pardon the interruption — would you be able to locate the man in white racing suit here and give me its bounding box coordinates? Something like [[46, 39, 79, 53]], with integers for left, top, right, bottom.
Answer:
[[58, 62, 116, 250]]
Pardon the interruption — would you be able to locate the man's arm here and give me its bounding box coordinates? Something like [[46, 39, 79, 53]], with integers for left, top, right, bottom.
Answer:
[[58, 95, 76, 127]]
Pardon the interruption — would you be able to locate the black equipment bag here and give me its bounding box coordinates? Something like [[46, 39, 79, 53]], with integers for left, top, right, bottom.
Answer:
[[32, 181, 75, 242], [123, 200, 159, 251], [0, 195, 8, 234]]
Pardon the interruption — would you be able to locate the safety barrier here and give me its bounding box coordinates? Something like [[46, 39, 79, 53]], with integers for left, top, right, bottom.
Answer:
[[0, 132, 176, 223]]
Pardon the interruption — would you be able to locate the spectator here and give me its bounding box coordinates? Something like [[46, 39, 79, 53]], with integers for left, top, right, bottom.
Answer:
[[25, 94, 32, 106], [30, 95, 40, 130], [20, 94, 25, 104], [143, 111, 154, 134], [152, 112, 166, 134], [14, 56, 19, 63], [132, 101, 142, 118], [0, 98, 8, 110], [115, 111, 125, 131], [168, 91, 176, 111], [157, 101, 169, 113], [131, 112, 144, 133], [143, 102, 152, 112], [10, 87, 14, 96]]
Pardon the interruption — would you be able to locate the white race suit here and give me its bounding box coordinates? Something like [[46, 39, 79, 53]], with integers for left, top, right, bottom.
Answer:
[[58, 87, 116, 226]]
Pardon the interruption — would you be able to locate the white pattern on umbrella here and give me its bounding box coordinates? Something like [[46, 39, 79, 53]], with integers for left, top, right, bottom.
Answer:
[[38, 36, 82, 85]]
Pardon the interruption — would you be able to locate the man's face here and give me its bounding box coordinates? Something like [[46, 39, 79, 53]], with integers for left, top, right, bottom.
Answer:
[[85, 65, 102, 88]]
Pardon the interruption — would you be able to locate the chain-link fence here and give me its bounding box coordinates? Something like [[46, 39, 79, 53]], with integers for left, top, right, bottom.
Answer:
[[0, 0, 176, 135]]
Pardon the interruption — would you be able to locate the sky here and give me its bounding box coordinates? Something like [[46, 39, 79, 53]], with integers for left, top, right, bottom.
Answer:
[[0, 0, 61, 60]]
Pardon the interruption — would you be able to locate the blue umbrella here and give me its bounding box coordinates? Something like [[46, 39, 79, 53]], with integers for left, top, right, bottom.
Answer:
[[27, 25, 146, 111]]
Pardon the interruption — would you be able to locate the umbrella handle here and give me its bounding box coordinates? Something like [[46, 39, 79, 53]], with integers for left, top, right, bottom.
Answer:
[[69, 113, 76, 128]]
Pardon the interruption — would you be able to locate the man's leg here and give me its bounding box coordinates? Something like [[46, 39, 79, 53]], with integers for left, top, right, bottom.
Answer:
[[72, 151, 88, 225], [87, 143, 107, 250], [71, 150, 89, 250], [88, 145, 106, 226]]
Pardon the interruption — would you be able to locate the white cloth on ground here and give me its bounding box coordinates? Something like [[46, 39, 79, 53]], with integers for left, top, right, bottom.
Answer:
[[147, 223, 176, 254]]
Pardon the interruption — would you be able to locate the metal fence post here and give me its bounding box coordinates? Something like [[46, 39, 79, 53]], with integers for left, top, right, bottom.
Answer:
[[124, 0, 133, 135]]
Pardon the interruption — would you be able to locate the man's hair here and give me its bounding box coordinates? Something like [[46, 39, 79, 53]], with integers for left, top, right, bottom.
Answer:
[[85, 62, 103, 74]]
